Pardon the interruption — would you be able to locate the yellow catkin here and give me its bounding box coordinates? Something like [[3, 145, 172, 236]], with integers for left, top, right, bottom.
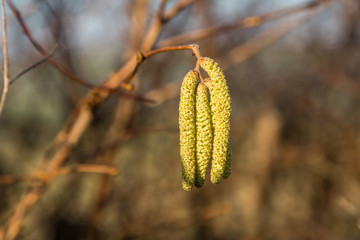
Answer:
[[179, 70, 198, 191], [200, 57, 232, 184], [194, 82, 212, 188]]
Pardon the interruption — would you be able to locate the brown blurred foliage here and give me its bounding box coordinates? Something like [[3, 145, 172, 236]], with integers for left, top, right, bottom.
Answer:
[[0, 0, 360, 239]]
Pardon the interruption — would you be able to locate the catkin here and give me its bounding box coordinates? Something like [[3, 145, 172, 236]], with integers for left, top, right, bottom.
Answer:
[[194, 82, 213, 188], [200, 57, 232, 184], [179, 70, 198, 191]]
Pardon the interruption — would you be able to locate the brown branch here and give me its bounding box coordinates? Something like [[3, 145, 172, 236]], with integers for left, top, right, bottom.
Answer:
[[163, 0, 195, 21], [57, 164, 118, 176], [219, 0, 335, 69], [43, 44, 200, 175], [1, 1, 196, 239], [82, 2, 159, 237], [0, 165, 118, 185], [139, 0, 196, 52], [4, 0, 152, 103], [4, 0, 89, 87], [0, 175, 33, 185], [123, 44, 201, 87], [0, 0, 8, 117], [159, 0, 334, 47], [9, 45, 57, 85]]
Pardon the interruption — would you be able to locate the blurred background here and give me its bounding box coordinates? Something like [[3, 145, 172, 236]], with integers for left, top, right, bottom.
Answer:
[[1, 0, 360, 239]]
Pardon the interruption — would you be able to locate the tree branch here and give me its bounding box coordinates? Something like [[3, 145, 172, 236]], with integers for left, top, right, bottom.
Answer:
[[159, 0, 334, 47], [1, 1, 196, 239], [219, 0, 335, 69], [122, 44, 201, 87], [9, 45, 57, 85], [0, 165, 118, 185], [0, 0, 8, 117], [4, 0, 152, 103]]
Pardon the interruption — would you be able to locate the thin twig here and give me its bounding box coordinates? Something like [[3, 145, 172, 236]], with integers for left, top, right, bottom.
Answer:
[[0, 165, 118, 185], [123, 44, 201, 86], [159, 0, 333, 47], [144, 44, 202, 71], [220, 0, 335, 69], [4, 0, 152, 103], [0, 175, 33, 185], [56, 164, 118, 176], [4, 0, 89, 87], [9, 45, 57, 85], [163, 0, 195, 21], [0, 0, 8, 117]]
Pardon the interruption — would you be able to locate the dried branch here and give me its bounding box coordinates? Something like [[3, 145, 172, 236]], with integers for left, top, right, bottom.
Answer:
[[163, 0, 195, 21], [0, 165, 118, 185], [123, 44, 201, 87], [56, 164, 118, 176], [220, 0, 335, 69], [4, 0, 152, 103], [49, 44, 200, 168], [0, 0, 8, 117], [0, 175, 33, 185], [1, 1, 196, 239], [9, 45, 57, 85], [159, 0, 334, 47], [140, 0, 195, 51], [82, 2, 156, 237], [4, 0, 89, 87]]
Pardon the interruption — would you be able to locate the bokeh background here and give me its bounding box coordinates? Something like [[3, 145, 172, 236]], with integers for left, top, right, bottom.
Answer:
[[1, 0, 360, 239]]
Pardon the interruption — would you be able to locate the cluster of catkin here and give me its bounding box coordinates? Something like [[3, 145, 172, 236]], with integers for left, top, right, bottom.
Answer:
[[179, 57, 232, 191]]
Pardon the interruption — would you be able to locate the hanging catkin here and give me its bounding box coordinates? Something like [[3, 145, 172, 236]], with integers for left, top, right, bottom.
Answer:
[[179, 70, 198, 191], [200, 57, 232, 184], [194, 82, 212, 188]]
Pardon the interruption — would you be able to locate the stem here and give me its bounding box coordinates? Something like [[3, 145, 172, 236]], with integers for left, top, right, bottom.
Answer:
[[9, 45, 57, 85], [0, 0, 8, 117], [0, 165, 118, 185], [123, 44, 202, 87], [145, 44, 202, 71], [143, 44, 199, 59], [159, 0, 334, 47]]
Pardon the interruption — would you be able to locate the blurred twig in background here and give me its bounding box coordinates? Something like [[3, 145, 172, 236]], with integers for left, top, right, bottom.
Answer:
[[4, 0, 153, 102], [0, 164, 118, 185], [220, 0, 335, 68], [159, 0, 334, 47], [9, 45, 57, 85], [0, 0, 8, 117]]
